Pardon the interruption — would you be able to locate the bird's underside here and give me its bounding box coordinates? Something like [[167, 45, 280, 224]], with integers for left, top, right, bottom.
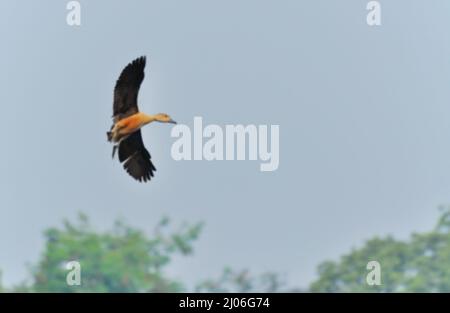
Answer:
[[109, 56, 156, 182]]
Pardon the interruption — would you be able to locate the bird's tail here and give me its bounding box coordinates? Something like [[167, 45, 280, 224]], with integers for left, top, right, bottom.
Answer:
[[107, 131, 118, 159], [112, 145, 118, 159]]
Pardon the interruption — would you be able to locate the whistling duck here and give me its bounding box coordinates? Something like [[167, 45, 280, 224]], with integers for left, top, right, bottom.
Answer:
[[107, 56, 176, 182]]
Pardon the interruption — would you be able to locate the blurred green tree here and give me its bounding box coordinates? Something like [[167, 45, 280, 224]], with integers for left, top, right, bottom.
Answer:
[[196, 267, 292, 292], [310, 207, 450, 292], [7, 207, 450, 293], [28, 213, 202, 292]]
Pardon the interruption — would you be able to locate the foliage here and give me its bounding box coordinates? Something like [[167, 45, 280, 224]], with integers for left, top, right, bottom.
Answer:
[[28, 213, 203, 292], [2, 213, 287, 293], [196, 267, 290, 292], [4, 208, 450, 292], [310, 207, 450, 292]]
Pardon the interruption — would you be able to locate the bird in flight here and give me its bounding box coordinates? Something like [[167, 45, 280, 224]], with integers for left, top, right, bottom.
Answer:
[[107, 56, 176, 182]]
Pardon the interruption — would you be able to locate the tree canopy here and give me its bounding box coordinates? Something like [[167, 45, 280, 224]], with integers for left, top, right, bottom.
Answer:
[[29, 213, 202, 292], [196, 267, 291, 293], [310, 208, 450, 292], [3, 213, 282, 293], [3, 208, 450, 292]]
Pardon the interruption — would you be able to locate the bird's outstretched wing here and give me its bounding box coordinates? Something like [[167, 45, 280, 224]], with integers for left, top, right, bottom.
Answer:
[[113, 56, 146, 121], [118, 130, 156, 182]]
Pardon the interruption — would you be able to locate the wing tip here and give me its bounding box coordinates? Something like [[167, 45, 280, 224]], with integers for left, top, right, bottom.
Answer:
[[133, 55, 146, 68], [122, 153, 156, 183]]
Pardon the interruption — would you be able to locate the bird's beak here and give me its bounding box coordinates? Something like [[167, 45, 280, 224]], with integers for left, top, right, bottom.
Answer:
[[168, 119, 177, 124]]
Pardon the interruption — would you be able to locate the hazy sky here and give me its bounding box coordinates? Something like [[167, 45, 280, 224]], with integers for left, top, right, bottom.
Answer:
[[1, 0, 450, 289]]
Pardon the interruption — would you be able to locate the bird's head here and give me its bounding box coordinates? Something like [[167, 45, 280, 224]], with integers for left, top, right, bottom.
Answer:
[[154, 113, 177, 124]]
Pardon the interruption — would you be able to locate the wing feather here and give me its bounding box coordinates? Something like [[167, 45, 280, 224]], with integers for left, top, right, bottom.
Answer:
[[118, 130, 156, 182], [113, 56, 146, 120]]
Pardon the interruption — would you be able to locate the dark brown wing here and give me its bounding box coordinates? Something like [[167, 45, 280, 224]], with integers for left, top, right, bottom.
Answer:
[[113, 56, 146, 120], [118, 130, 156, 182]]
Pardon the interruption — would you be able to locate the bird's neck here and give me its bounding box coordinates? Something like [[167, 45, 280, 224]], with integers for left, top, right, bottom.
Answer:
[[141, 113, 157, 125]]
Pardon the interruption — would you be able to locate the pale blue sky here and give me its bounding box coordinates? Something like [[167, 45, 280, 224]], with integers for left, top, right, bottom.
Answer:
[[1, 0, 450, 289]]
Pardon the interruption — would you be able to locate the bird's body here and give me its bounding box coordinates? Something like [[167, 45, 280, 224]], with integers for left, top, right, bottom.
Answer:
[[108, 112, 153, 143], [107, 56, 176, 182]]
